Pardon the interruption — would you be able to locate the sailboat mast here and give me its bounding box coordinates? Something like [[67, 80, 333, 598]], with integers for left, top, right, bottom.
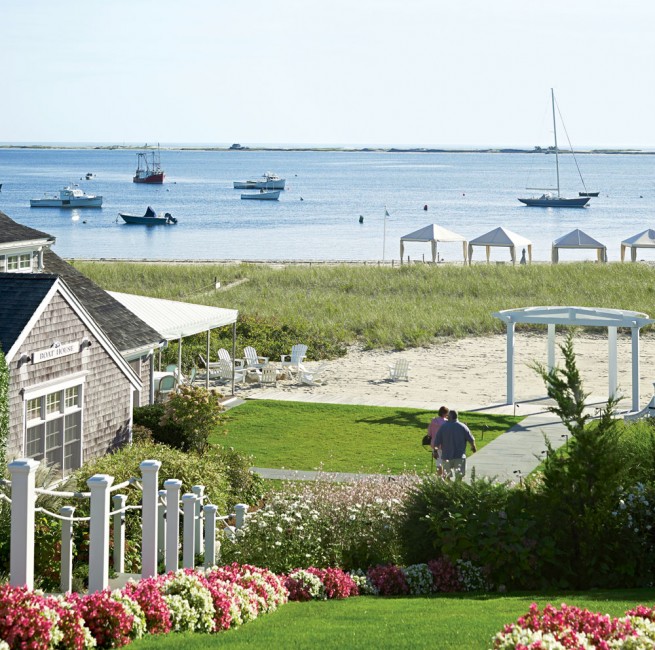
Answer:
[[551, 88, 561, 198]]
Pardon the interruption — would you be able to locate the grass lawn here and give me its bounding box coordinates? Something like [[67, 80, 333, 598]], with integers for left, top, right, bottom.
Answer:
[[129, 589, 655, 649], [215, 400, 522, 474]]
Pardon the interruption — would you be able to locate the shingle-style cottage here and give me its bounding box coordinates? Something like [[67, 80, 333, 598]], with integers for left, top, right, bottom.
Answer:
[[0, 211, 164, 473]]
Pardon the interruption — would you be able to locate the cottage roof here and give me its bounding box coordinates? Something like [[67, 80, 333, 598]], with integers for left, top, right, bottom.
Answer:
[[0, 274, 57, 355], [0, 211, 55, 246], [42, 251, 164, 357]]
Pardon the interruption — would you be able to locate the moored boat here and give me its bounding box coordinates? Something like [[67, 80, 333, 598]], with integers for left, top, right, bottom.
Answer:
[[119, 206, 177, 224], [240, 190, 280, 200], [30, 185, 103, 208], [579, 191, 600, 197], [233, 172, 285, 190], [133, 146, 165, 184]]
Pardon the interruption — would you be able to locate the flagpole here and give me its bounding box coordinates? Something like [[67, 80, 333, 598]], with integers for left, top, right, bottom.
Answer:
[[383, 205, 388, 261]]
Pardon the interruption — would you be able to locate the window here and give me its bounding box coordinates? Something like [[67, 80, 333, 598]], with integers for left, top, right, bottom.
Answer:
[[6, 253, 32, 272], [25, 384, 83, 476]]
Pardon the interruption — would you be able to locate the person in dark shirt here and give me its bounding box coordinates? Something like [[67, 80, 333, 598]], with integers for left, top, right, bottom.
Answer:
[[434, 409, 477, 479]]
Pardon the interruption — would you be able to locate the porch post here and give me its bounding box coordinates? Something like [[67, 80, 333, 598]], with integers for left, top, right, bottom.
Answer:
[[9, 458, 39, 589], [547, 323, 556, 373], [506, 319, 515, 405], [232, 322, 237, 396], [632, 326, 640, 412], [206, 329, 211, 390], [608, 326, 618, 399], [140, 460, 161, 578]]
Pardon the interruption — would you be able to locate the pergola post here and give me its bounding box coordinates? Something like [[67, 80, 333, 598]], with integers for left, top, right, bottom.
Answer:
[[632, 326, 640, 412], [206, 329, 211, 390], [232, 321, 237, 395], [506, 320, 515, 405], [608, 326, 618, 399], [547, 324, 556, 372]]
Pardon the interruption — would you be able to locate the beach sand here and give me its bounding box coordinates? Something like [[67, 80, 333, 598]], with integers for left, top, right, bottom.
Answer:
[[240, 332, 655, 416]]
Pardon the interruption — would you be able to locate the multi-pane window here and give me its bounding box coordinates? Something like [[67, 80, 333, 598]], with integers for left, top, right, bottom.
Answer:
[[6, 253, 32, 272], [25, 384, 82, 476]]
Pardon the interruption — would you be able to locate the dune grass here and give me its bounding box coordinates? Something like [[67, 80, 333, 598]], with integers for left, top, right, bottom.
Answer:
[[74, 261, 655, 349], [129, 588, 655, 649], [215, 400, 520, 474]]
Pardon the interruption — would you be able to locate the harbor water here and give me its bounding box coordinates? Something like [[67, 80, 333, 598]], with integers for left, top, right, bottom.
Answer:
[[0, 147, 653, 262]]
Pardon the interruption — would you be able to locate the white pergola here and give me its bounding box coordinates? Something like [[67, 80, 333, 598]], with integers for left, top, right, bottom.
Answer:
[[492, 306, 654, 412], [399, 224, 468, 264], [621, 229, 655, 262]]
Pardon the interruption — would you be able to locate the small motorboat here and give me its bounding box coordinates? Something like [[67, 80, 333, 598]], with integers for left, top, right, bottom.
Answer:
[[85, 172, 95, 180], [119, 206, 177, 225], [233, 172, 285, 190], [579, 191, 600, 197], [240, 190, 281, 201], [30, 184, 103, 208]]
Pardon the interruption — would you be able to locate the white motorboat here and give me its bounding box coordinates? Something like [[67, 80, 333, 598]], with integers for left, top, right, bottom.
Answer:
[[233, 172, 285, 190], [30, 185, 103, 208], [240, 190, 281, 200]]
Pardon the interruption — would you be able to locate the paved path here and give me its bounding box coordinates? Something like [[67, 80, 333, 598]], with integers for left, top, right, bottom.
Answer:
[[232, 392, 614, 484]]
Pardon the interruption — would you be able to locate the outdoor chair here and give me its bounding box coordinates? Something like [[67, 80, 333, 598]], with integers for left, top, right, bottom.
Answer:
[[280, 344, 308, 376], [260, 365, 278, 388], [388, 358, 410, 382], [156, 374, 177, 402], [243, 346, 269, 369], [297, 364, 327, 387], [182, 367, 197, 385], [216, 359, 248, 384], [165, 364, 178, 373], [217, 348, 245, 369]]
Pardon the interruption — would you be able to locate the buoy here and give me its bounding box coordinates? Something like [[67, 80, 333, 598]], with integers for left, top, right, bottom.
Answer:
[[359, 215, 364, 223], [423, 204, 428, 211], [300, 197, 304, 201]]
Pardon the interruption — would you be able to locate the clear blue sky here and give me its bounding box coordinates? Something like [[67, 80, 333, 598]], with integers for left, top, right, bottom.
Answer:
[[2, 0, 653, 147]]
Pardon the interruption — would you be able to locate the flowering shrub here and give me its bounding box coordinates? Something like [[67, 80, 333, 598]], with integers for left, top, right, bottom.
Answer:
[[223, 475, 416, 572], [456, 559, 488, 592], [428, 557, 462, 592], [402, 563, 434, 595], [492, 603, 655, 649], [285, 569, 325, 601], [367, 564, 409, 596], [349, 569, 378, 595], [307, 567, 359, 599], [123, 578, 172, 635], [160, 571, 215, 633]]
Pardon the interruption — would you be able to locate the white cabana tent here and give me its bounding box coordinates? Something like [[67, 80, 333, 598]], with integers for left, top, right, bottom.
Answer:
[[552, 229, 607, 263], [467, 227, 532, 265], [621, 229, 655, 262], [493, 306, 654, 412], [110, 291, 239, 396], [399, 224, 467, 263]]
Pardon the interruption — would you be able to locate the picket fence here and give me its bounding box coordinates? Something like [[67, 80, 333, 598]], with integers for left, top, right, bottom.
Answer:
[[2, 458, 249, 593]]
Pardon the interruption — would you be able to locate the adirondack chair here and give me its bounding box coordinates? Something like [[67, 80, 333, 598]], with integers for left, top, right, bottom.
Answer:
[[260, 365, 278, 388], [298, 364, 327, 387], [217, 348, 244, 369], [388, 358, 410, 381], [243, 346, 269, 369], [215, 359, 247, 384], [280, 344, 308, 375]]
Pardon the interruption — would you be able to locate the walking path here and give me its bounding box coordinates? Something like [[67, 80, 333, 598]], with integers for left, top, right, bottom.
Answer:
[[232, 391, 613, 483]]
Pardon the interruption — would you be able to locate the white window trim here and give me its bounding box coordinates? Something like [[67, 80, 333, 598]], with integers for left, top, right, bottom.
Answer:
[[5, 249, 34, 273], [22, 371, 87, 401]]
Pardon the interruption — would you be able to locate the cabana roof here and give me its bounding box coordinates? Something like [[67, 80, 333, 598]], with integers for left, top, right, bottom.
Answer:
[[493, 305, 653, 328], [553, 228, 605, 249], [109, 292, 238, 340], [621, 229, 655, 247], [400, 224, 466, 243], [469, 226, 531, 247]]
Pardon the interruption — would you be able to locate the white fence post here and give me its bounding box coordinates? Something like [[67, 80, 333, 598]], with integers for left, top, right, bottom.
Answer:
[[9, 458, 40, 589], [164, 479, 182, 573], [191, 485, 204, 555], [157, 490, 167, 565], [203, 504, 218, 568], [60, 505, 75, 593], [235, 503, 249, 530], [87, 474, 114, 593], [112, 494, 126, 575], [182, 493, 197, 569], [140, 460, 161, 579]]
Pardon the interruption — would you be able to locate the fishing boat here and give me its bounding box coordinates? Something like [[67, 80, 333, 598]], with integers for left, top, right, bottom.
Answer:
[[518, 89, 590, 208], [133, 146, 165, 184], [119, 206, 177, 225], [240, 190, 280, 200], [233, 172, 285, 190], [30, 185, 103, 208]]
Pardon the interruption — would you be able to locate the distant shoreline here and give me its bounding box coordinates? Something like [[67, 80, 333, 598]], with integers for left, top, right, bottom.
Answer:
[[0, 144, 651, 155]]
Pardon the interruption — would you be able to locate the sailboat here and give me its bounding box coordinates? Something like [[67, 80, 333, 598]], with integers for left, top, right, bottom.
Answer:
[[518, 89, 590, 208]]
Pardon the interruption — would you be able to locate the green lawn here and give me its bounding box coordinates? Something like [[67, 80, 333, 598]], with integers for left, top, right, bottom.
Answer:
[[129, 589, 655, 649], [215, 400, 522, 474]]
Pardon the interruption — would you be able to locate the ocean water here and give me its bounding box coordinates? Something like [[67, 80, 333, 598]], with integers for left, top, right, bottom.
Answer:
[[0, 147, 653, 262]]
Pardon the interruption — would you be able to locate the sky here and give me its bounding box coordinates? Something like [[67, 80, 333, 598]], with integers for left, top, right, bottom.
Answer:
[[2, 0, 654, 147]]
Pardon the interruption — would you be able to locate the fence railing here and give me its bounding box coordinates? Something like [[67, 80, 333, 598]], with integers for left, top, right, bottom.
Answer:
[[5, 458, 249, 593]]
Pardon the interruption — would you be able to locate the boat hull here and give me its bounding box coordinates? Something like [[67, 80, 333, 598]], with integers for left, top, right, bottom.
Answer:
[[133, 173, 165, 184], [240, 190, 280, 200], [518, 197, 590, 208], [119, 212, 177, 225], [579, 192, 599, 197], [30, 197, 103, 208], [233, 179, 285, 190]]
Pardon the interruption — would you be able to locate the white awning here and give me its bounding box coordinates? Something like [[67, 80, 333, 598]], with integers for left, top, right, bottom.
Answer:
[[109, 291, 238, 341]]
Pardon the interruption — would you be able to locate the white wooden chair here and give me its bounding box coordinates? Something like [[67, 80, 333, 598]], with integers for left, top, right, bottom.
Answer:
[[243, 346, 269, 369], [298, 364, 327, 387], [388, 358, 410, 381], [216, 359, 247, 384], [260, 365, 278, 387], [217, 348, 244, 369], [281, 344, 308, 375]]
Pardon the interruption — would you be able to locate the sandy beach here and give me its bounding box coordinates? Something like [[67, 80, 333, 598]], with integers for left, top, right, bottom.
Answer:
[[241, 332, 655, 415]]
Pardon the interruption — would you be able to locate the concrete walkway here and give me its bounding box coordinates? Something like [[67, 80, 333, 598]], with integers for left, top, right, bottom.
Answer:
[[232, 391, 614, 484]]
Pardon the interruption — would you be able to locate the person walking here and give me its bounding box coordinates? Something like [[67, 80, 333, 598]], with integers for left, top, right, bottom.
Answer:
[[428, 406, 449, 474], [434, 409, 477, 479]]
